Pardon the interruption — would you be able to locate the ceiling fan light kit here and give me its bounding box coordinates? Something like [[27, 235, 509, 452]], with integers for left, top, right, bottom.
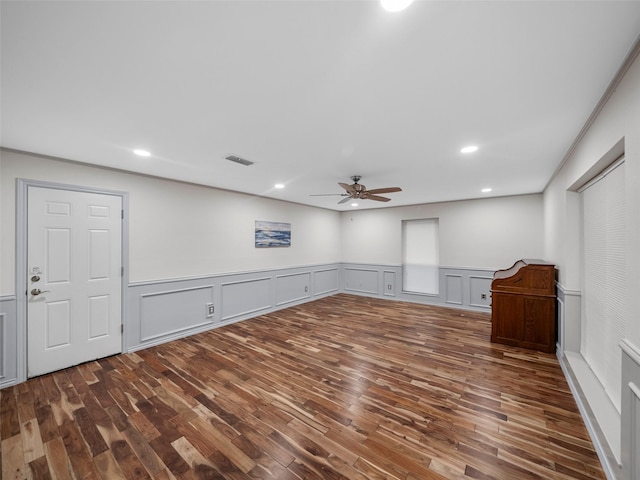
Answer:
[[312, 175, 402, 205]]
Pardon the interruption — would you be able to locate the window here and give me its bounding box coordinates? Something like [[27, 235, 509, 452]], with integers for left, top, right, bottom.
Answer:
[[580, 158, 625, 412], [402, 218, 439, 294]]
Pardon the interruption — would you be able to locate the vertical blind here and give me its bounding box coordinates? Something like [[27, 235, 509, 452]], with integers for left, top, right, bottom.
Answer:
[[581, 159, 626, 412], [402, 218, 439, 295]]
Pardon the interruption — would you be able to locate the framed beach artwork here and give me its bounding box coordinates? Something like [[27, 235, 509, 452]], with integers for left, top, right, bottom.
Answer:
[[255, 220, 291, 248]]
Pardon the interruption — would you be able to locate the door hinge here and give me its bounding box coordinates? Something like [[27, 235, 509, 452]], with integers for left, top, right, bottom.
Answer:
[[121, 210, 124, 219], [121, 266, 124, 277], [121, 324, 124, 334]]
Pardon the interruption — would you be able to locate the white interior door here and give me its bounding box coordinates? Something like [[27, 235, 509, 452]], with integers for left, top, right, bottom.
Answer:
[[27, 186, 122, 377]]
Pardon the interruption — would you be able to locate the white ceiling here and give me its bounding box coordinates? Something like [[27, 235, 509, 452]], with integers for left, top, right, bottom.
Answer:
[[2, 1, 640, 211]]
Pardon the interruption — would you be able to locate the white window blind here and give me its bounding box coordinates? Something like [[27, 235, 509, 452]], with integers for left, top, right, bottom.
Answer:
[[581, 159, 626, 412], [402, 219, 439, 295]]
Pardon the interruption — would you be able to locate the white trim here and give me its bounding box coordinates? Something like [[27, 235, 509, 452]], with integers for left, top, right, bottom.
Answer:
[[558, 352, 620, 480], [556, 281, 581, 297], [139, 284, 215, 299], [129, 263, 341, 287], [444, 274, 463, 305], [0, 313, 4, 380], [220, 276, 271, 287], [16, 178, 129, 384], [627, 382, 640, 480], [620, 338, 640, 366], [629, 382, 640, 401], [275, 271, 311, 280], [576, 156, 625, 193], [139, 285, 215, 342], [557, 295, 565, 354]]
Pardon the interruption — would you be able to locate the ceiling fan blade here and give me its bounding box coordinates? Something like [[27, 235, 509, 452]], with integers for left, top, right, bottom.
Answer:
[[338, 196, 353, 204], [339, 182, 356, 194], [366, 187, 402, 195], [366, 195, 391, 202], [309, 193, 348, 196]]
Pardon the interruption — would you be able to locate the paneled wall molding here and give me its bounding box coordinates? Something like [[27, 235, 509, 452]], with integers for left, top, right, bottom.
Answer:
[[469, 275, 494, 308], [0, 313, 5, 380], [445, 274, 463, 305], [621, 339, 640, 480], [342, 263, 493, 311], [126, 263, 341, 353], [556, 281, 581, 298], [129, 262, 340, 288], [440, 265, 498, 272], [221, 277, 272, 321], [344, 267, 379, 295], [0, 296, 17, 388], [139, 285, 215, 343], [556, 283, 582, 353], [313, 268, 340, 297], [557, 296, 565, 354], [559, 351, 621, 480], [620, 339, 640, 365], [4, 262, 493, 387], [275, 272, 311, 306]]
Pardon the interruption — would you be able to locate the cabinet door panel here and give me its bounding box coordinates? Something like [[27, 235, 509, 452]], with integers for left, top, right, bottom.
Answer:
[[492, 294, 524, 342], [523, 297, 554, 347]]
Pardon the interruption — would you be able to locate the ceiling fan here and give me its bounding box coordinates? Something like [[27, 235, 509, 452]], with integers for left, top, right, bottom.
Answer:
[[311, 176, 402, 204]]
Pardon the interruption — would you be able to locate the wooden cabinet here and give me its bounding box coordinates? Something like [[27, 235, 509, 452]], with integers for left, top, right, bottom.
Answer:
[[490, 259, 556, 353]]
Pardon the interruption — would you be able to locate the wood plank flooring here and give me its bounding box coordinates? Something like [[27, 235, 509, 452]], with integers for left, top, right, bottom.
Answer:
[[1, 293, 604, 479]]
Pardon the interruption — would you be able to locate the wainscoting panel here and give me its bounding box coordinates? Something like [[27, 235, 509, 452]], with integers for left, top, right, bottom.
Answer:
[[124, 263, 341, 353], [469, 275, 492, 308], [383, 271, 396, 297], [0, 296, 17, 388], [621, 339, 640, 480], [556, 296, 565, 354], [0, 313, 4, 379], [140, 285, 215, 342], [445, 274, 463, 305], [556, 284, 582, 355], [276, 272, 311, 306], [342, 263, 494, 312], [344, 267, 378, 295], [222, 277, 271, 321], [314, 268, 339, 296]]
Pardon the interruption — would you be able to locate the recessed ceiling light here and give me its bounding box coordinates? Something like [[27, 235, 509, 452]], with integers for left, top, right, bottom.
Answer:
[[274, 184, 284, 189], [133, 149, 151, 157], [461, 145, 478, 154], [481, 188, 492, 193], [380, 0, 414, 12], [351, 203, 359, 207]]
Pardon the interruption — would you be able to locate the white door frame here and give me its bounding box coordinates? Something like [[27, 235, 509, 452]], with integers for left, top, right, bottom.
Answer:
[[16, 178, 129, 383]]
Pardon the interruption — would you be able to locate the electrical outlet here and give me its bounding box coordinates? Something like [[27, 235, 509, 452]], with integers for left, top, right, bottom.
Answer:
[[304, 286, 308, 292], [206, 303, 215, 317], [481, 293, 487, 300]]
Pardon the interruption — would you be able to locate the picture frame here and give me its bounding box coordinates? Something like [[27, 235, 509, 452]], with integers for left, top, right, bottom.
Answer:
[[255, 220, 291, 248]]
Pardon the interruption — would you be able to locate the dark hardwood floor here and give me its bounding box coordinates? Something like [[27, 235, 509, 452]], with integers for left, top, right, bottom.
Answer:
[[1, 293, 604, 479]]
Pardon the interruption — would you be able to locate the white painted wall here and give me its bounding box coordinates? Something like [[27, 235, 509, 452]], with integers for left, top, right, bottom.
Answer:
[[543, 47, 640, 478], [341, 194, 544, 270], [544, 50, 640, 348], [0, 150, 342, 295]]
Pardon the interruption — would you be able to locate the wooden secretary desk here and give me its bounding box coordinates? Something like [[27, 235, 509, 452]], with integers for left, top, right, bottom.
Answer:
[[490, 259, 557, 353]]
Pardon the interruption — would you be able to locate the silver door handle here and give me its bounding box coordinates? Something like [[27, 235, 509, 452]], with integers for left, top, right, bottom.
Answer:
[[31, 289, 51, 296]]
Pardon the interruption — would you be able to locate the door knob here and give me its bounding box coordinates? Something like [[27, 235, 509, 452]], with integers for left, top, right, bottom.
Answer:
[[31, 289, 51, 296]]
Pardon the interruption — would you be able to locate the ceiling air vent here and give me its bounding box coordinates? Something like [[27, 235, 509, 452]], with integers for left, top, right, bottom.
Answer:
[[225, 154, 254, 166]]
